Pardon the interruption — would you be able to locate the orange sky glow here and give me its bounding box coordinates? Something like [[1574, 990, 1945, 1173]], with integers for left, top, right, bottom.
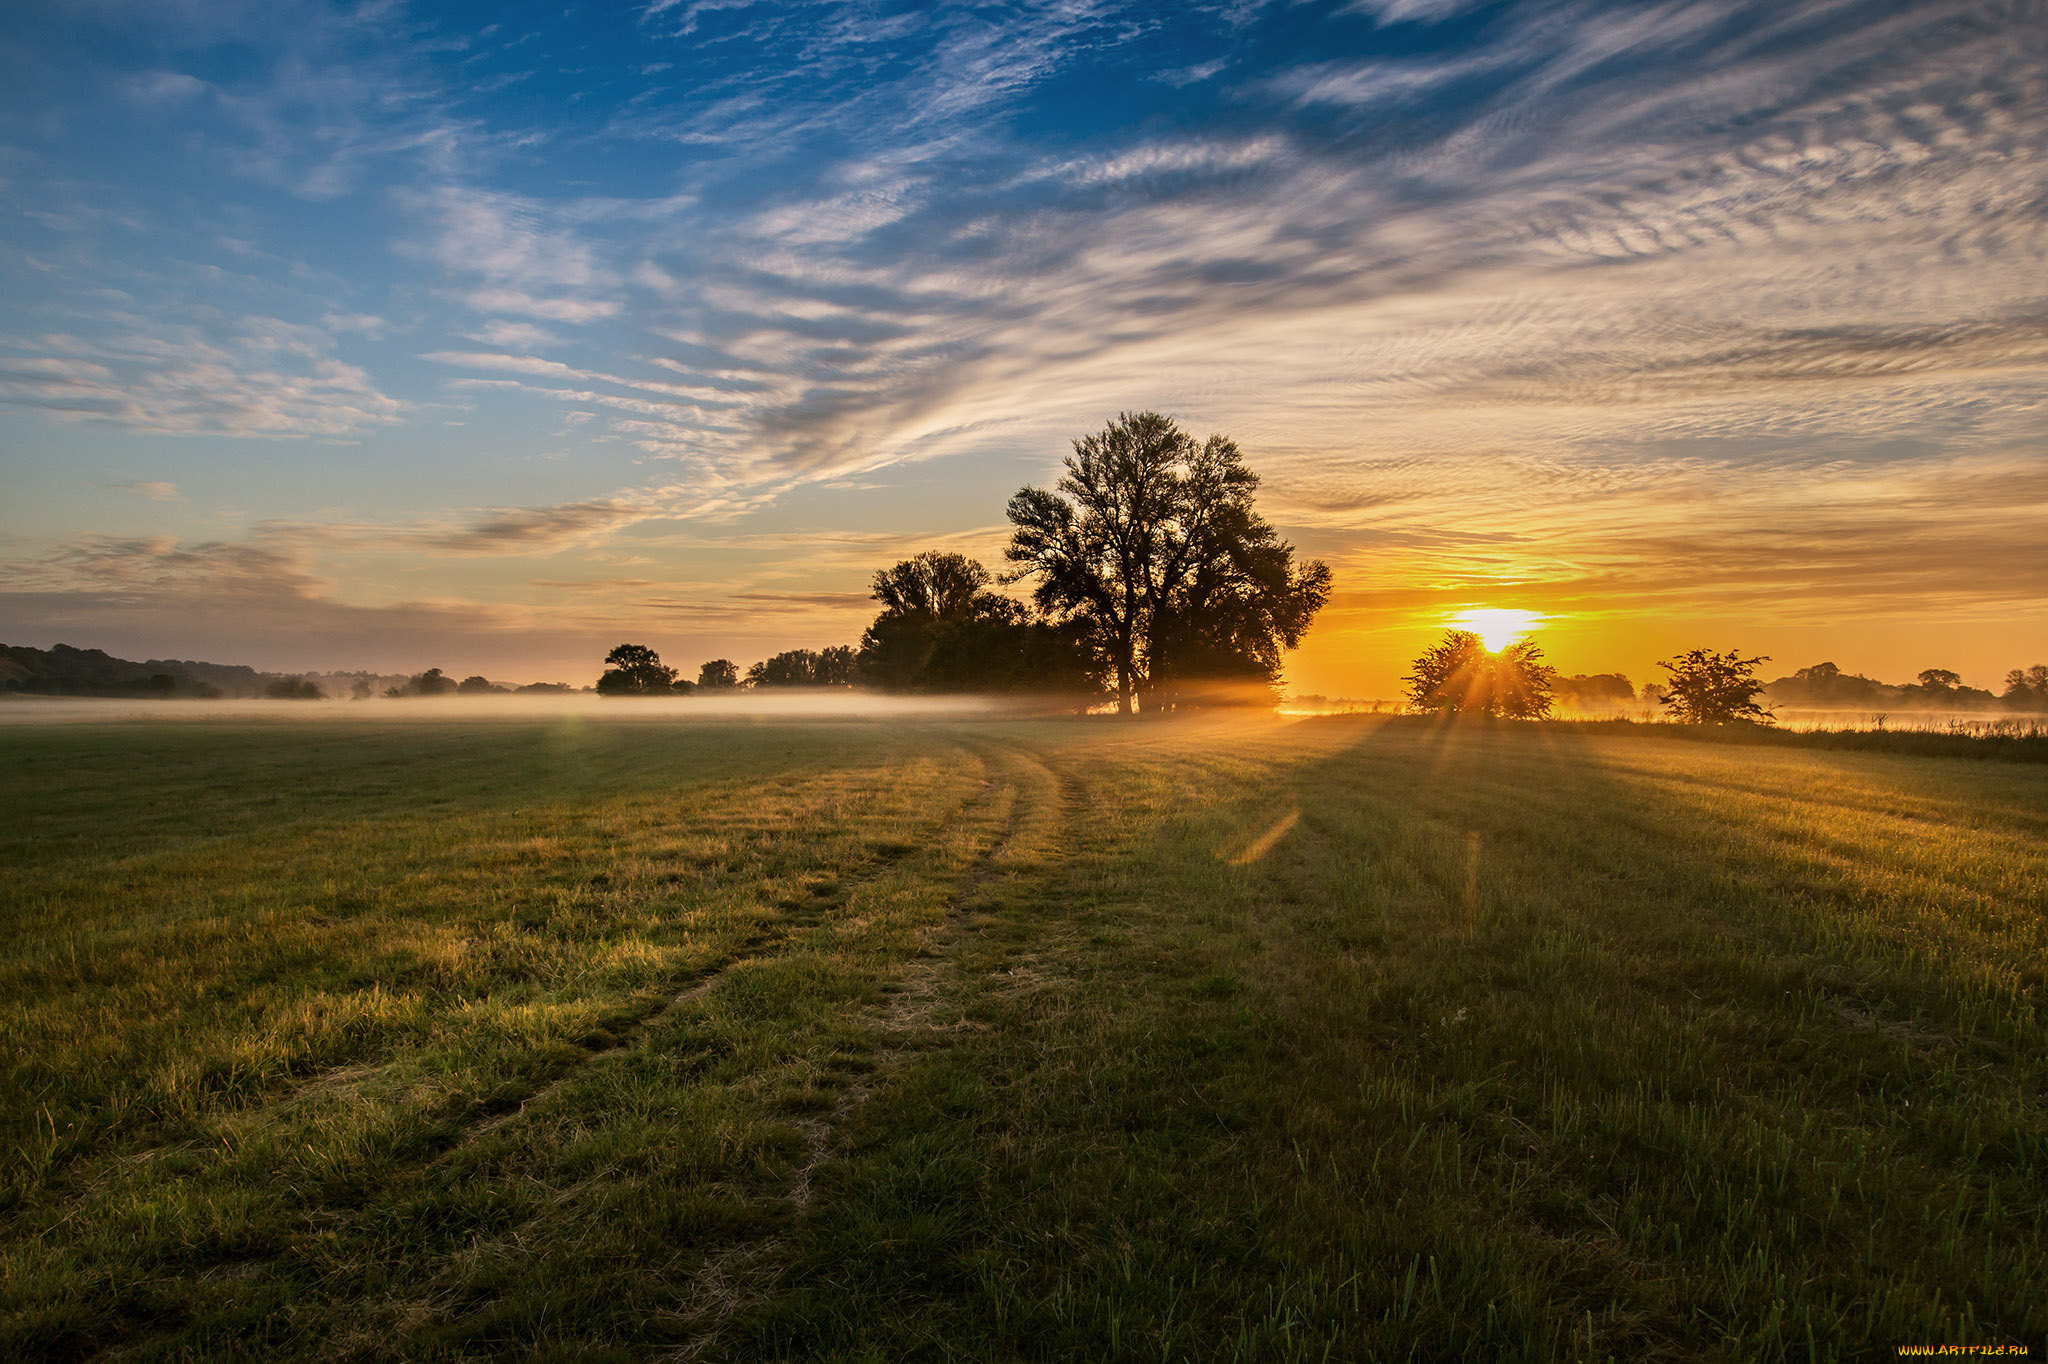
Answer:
[[2, 2, 2043, 698]]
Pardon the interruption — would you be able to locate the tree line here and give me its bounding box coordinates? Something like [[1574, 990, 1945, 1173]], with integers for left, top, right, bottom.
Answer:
[[1402, 634, 2048, 726], [594, 647, 860, 694], [1403, 637, 1784, 725], [597, 411, 1332, 712]]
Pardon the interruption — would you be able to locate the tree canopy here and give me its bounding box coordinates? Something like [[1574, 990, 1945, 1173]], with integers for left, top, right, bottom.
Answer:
[[856, 552, 1097, 695], [597, 643, 678, 695], [1004, 411, 1329, 714], [1553, 672, 1635, 711], [746, 647, 856, 688], [2003, 664, 2048, 709], [385, 667, 455, 698], [264, 677, 324, 700], [697, 659, 739, 689], [1658, 648, 1772, 724], [1404, 631, 1556, 718]]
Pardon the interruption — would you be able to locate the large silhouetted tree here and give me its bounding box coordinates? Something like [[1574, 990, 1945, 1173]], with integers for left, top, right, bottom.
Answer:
[[598, 643, 676, 694], [1404, 631, 1556, 718], [1658, 648, 1772, 724], [1004, 411, 1329, 714], [697, 659, 739, 689]]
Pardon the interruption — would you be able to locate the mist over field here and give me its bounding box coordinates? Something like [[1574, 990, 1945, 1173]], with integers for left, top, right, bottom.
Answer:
[[0, 691, 1029, 727]]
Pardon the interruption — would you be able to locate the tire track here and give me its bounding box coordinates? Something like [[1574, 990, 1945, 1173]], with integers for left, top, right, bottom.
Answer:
[[441, 755, 1015, 1158], [664, 740, 1066, 1363]]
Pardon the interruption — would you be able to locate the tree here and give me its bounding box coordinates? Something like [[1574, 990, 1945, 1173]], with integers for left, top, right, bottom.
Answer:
[[1658, 648, 1772, 724], [265, 676, 324, 700], [597, 643, 676, 695], [1004, 411, 1330, 714], [744, 648, 856, 687], [1553, 672, 1635, 711], [858, 552, 1012, 690], [855, 553, 1097, 695], [2004, 664, 2048, 709], [697, 659, 739, 689], [815, 645, 856, 685], [869, 552, 1003, 621], [1778, 660, 1883, 706], [386, 667, 455, 698], [456, 675, 501, 695], [1403, 631, 1556, 718], [1916, 668, 1961, 692]]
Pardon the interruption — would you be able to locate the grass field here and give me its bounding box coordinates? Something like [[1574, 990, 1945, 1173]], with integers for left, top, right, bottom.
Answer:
[[3, 712, 2044, 1361]]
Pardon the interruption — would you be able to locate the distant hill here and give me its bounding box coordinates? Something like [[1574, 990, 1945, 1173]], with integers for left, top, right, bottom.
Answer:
[[1, 643, 540, 700], [0, 642, 261, 698]]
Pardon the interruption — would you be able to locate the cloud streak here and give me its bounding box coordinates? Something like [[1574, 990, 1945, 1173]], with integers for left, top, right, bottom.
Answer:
[[0, 317, 405, 438]]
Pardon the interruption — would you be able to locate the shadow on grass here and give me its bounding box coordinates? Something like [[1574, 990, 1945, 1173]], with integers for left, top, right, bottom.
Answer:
[[727, 717, 2046, 1363]]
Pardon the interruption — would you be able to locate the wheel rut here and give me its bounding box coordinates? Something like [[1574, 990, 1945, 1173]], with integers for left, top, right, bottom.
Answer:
[[441, 758, 1017, 1159], [663, 739, 1065, 1362]]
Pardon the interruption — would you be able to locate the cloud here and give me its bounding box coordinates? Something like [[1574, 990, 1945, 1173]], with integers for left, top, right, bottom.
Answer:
[[0, 532, 555, 674], [372, 0, 2029, 538], [402, 185, 625, 325], [1287, 443, 2048, 627], [115, 481, 182, 501], [321, 312, 388, 338], [1264, 53, 1509, 110], [0, 316, 405, 438], [466, 319, 564, 348], [131, 71, 209, 100], [1342, 0, 1483, 23], [462, 290, 624, 323], [421, 498, 658, 552]]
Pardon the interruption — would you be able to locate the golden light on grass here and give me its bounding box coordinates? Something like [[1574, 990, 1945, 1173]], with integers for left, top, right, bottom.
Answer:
[[1225, 807, 1300, 865], [1450, 608, 1546, 652]]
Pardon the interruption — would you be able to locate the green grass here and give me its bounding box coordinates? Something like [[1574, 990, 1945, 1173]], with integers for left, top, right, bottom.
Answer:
[[2, 713, 2043, 1361]]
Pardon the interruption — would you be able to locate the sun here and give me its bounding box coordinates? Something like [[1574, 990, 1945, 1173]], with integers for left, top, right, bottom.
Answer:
[[1451, 608, 1545, 652]]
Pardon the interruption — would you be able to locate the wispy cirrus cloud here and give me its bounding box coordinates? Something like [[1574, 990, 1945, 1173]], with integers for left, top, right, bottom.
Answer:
[[0, 315, 405, 437], [393, 0, 2037, 534], [114, 480, 182, 501]]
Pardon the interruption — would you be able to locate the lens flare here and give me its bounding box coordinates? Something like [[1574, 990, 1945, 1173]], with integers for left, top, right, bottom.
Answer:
[[1450, 608, 1544, 652]]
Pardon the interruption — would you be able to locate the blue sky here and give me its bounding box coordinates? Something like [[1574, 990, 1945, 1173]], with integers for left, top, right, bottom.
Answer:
[[2, 0, 2044, 691]]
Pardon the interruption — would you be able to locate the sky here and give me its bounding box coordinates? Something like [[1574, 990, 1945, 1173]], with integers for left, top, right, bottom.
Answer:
[[2, 0, 2044, 696]]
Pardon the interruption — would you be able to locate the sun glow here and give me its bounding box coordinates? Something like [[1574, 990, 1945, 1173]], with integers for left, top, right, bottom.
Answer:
[[1451, 608, 1545, 653]]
